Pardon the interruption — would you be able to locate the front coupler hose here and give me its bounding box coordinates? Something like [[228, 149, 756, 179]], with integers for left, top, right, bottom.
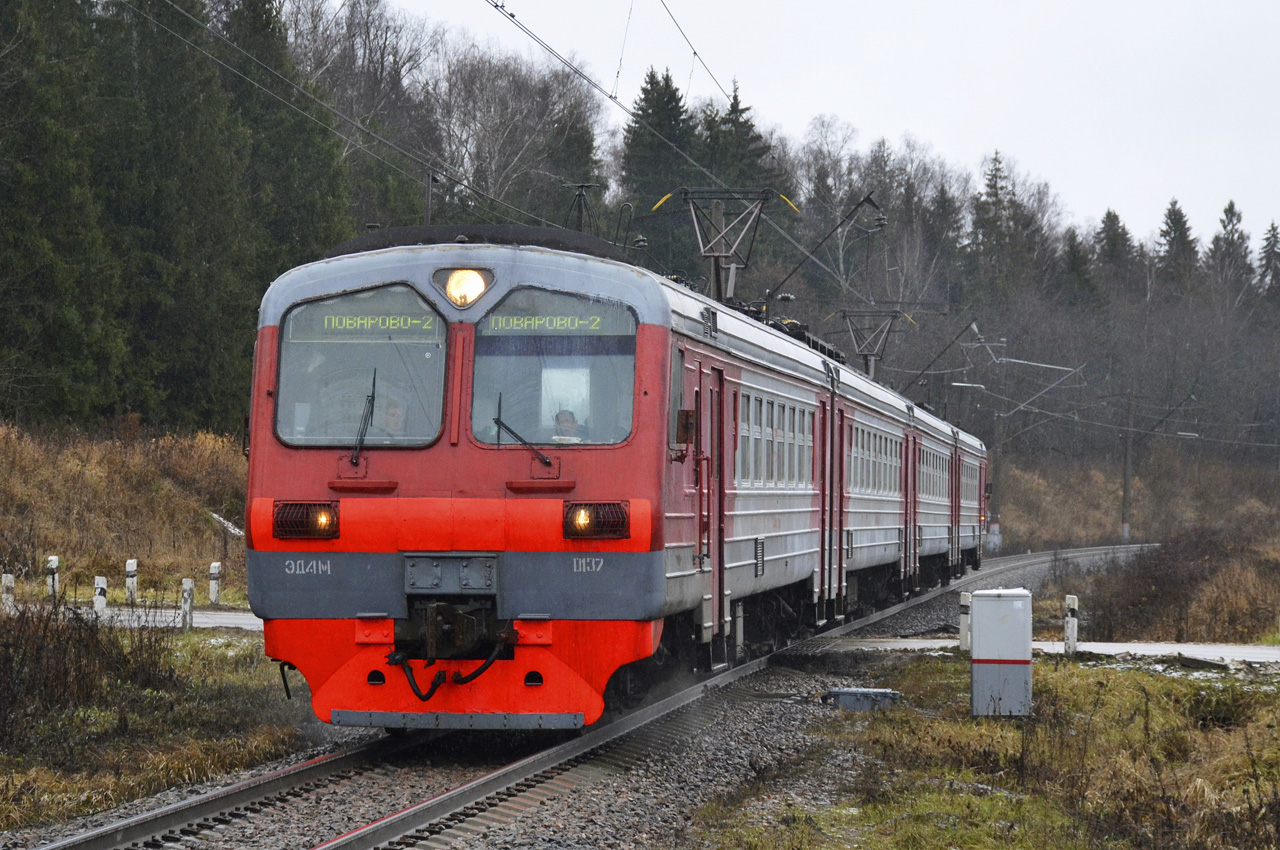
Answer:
[[451, 626, 519, 685], [386, 626, 521, 701], [386, 651, 448, 702]]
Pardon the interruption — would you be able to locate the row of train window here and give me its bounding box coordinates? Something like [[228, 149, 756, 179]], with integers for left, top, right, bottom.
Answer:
[[848, 425, 903, 496], [920, 448, 951, 500], [728, 383, 980, 504], [961, 460, 980, 504], [736, 392, 816, 488]]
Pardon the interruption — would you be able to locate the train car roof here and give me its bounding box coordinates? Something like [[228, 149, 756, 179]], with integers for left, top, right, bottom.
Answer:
[[659, 280, 986, 452], [262, 225, 985, 454], [326, 225, 630, 264]]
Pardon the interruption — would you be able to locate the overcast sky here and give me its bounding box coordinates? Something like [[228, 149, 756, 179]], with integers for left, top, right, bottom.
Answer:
[[395, 0, 1278, 251]]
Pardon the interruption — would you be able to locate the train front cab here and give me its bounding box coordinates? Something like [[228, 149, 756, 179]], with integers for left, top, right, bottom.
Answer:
[[245, 240, 677, 730]]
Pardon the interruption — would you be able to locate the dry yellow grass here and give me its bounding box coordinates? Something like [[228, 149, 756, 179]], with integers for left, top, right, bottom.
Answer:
[[999, 448, 1280, 552], [0, 424, 246, 598]]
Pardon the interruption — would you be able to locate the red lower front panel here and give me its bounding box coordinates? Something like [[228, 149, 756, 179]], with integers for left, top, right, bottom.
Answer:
[[265, 618, 663, 727]]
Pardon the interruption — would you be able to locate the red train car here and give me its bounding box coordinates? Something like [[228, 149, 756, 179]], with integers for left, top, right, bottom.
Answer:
[[245, 225, 985, 730]]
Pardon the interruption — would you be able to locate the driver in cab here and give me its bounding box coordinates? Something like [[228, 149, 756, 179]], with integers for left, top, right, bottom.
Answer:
[[552, 409, 585, 443]]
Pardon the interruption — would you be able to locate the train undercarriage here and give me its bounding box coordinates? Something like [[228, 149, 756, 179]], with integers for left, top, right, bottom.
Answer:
[[602, 547, 982, 711]]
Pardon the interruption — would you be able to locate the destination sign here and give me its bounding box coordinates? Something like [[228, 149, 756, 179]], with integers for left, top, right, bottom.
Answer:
[[482, 289, 635, 337], [285, 284, 445, 343]]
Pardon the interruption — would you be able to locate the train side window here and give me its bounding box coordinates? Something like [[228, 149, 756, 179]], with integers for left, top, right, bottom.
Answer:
[[796, 408, 803, 486], [783, 404, 793, 483], [669, 348, 685, 447], [739, 393, 751, 484], [775, 406, 785, 486], [875, 435, 885, 494], [862, 430, 869, 494], [871, 432, 878, 493], [851, 425, 858, 493], [747, 396, 757, 483], [782, 405, 790, 485], [764, 401, 775, 484], [806, 411, 815, 486]]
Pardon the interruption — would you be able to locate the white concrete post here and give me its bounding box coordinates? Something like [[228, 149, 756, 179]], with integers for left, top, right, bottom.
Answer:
[[958, 591, 972, 653], [2, 573, 15, 615], [1065, 594, 1079, 656], [46, 555, 59, 598], [181, 579, 194, 629], [208, 562, 221, 606], [94, 576, 107, 615], [125, 559, 138, 605]]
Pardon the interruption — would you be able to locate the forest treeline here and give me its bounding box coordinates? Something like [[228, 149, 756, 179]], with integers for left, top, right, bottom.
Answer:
[[4, 0, 1280, 488]]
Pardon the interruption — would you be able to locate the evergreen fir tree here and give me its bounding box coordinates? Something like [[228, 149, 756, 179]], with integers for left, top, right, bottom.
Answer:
[[924, 183, 966, 305], [95, 0, 260, 430], [1260, 221, 1280, 300], [0, 0, 127, 423], [220, 0, 352, 272], [697, 82, 785, 189], [620, 68, 699, 277], [1093, 209, 1138, 299], [1156, 198, 1199, 300], [1056, 227, 1096, 304], [1202, 200, 1254, 306]]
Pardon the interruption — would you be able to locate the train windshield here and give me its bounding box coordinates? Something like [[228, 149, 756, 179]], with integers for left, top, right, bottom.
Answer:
[[472, 289, 637, 446], [275, 284, 447, 446]]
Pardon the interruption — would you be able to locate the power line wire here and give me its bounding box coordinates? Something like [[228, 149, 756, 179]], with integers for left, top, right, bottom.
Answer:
[[474, 0, 855, 290], [656, 0, 732, 102], [967, 386, 1280, 449], [142, 0, 553, 227]]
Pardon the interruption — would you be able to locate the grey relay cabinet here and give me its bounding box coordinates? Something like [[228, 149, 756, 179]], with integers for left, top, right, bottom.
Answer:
[[970, 587, 1033, 717]]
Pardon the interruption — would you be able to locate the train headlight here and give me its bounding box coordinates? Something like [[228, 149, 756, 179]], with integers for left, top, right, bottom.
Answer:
[[436, 268, 490, 308], [562, 501, 630, 540], [273, 501, 340, 539]]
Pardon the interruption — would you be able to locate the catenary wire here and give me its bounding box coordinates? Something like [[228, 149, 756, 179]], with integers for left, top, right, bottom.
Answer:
[[656, 0, 733, 102], [143, 0, 553, 227], [475, 0, 868, 298]]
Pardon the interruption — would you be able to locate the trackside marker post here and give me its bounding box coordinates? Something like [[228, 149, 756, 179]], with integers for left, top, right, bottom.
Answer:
[[2, 574, 14, 615], [209, 562, 221, 605], [181, 579, 194, 629], [1065, 594, 1079, 656], [46, 556, 59, 598], [94, 576, 107, 615], [126, 559, 138, 605], [958, 591, 972, 653]]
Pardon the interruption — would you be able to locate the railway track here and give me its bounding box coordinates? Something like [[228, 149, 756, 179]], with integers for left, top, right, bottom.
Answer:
[[39, 544, 1144, 850]]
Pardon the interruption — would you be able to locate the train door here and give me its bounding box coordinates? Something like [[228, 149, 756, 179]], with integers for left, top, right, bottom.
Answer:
[[694, 361, 727, 654], [833, 408, 848, 615], [950, 440, 963, 578], [813, 398, 830, 624], [901, 429, 919, 597]]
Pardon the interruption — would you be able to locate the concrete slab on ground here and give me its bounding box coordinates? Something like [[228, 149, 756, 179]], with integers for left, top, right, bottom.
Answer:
[[841, 637, 1280, 665]]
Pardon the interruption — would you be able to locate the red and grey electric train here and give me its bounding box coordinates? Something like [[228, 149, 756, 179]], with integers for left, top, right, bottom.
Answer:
[[245, 225, 986, 730]]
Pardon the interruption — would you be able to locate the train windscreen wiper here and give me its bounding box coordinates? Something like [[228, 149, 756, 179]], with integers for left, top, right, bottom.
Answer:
[[492, 393, 553, 467], [350, 369, 377, 466]]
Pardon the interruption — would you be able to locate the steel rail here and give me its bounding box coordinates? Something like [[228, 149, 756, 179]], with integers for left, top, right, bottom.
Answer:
[[37, 733, 437, 850], [312, 654, 771, 850], [311, 544, 1147, 850], [43, 545, 1147, 850]]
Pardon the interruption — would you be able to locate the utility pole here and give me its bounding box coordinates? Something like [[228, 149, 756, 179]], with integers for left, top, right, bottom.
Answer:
[[1121, 394, 1134, 541], [424, 172, 441, 225], [563, 183, 599, 233]]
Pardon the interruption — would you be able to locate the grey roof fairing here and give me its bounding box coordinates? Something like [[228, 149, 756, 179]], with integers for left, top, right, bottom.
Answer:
[[258, 242, 673, 330], [258, 240, 986, 456]]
